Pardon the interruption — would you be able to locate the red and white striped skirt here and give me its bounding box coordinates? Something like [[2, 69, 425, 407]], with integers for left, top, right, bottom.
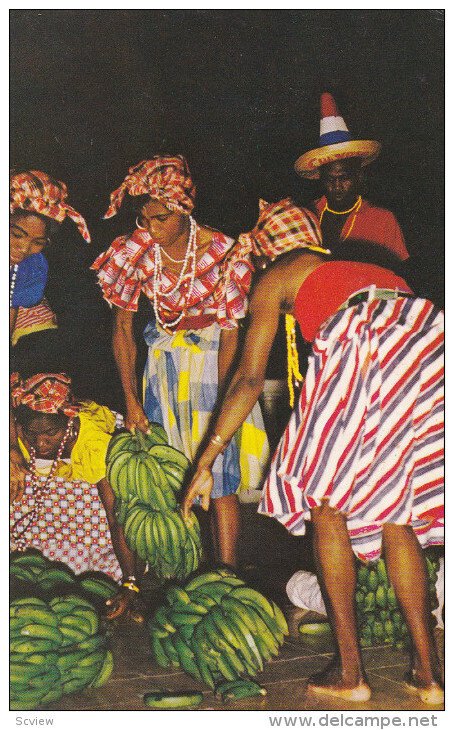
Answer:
[[258, 295, 444, 562]]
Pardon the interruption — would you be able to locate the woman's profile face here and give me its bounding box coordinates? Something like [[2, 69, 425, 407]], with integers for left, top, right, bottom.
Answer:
[[10, 214, 49, 265], [21, 413, 69, 459], [137, 199, 188, 247]]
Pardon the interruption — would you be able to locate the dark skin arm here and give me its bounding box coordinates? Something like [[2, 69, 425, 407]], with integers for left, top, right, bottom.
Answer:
[[183, 268, 283, 515], [218, 326, 239, 392], [183, 251, 323, 517], [10, 410, 29, 504], [112, 306, 150, 433], [96, 476, 145, 619]]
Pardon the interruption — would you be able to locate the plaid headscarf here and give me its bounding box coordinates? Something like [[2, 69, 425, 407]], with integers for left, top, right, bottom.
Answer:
[[104, 155, 196, 219], [10, 373, 81, 418], [10, 170, 91, 243], [239, 198, 328, 260]]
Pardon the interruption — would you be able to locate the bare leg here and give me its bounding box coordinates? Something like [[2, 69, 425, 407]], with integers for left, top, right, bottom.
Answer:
[[308, 501, 371, 702], [382, 523, 443, 704], [210, 494, 240, 568]]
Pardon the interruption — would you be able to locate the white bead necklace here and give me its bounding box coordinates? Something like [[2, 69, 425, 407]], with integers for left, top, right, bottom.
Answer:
[[152, 215, 198, 329], [11, 418, 74, 551], [10, 264, 18, 307]]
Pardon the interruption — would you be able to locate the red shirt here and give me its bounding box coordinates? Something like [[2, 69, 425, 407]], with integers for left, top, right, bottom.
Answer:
[[294, 261, 413, 342], [314, 197, 409, 261]]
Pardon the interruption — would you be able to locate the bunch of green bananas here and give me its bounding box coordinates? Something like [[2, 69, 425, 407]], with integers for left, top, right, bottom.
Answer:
[[106, 426, 202, 580], [355, 551, 440, 648], [10, 549, 118, 606], [10, 592, 113, 710], [148, 569, 288, 692]]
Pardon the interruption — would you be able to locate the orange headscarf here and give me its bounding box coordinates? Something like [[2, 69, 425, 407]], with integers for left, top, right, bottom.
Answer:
[[104, 155, 196, 219], [10, 170, 90, 242], [11, 373, 81, 418], [239, 198, 328, 260]]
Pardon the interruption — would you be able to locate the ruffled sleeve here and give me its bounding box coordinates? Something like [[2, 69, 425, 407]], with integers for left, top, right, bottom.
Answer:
[[91, 232, 147, 311], [214, 237, 254, 329], [69, 402, 116, 483]]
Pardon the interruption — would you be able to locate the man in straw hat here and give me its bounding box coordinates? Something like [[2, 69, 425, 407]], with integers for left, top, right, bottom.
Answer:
[[295, 93, 409, 261]]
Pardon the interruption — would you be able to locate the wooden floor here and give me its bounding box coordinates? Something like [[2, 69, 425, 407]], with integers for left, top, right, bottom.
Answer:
[[49, 609, 444, 712], [48, 506, 444, 713]]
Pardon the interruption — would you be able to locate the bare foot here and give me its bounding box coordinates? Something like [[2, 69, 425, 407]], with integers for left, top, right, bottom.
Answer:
[[404, 670, 444, 705], [307, 662, 371, 703]]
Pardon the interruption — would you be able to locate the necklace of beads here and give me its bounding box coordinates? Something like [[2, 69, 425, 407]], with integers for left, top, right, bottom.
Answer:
[[152, 215, 198, 329], [10, 264, 18, 307], [319, 195, 363, 240], [11, 418, 74, 551]]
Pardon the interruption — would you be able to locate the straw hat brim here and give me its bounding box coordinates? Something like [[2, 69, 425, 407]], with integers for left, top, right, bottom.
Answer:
[[294, 140, 381, 179]]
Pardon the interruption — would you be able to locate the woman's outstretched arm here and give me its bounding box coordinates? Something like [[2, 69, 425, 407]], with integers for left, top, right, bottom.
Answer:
[[183, 269, 282, 515]]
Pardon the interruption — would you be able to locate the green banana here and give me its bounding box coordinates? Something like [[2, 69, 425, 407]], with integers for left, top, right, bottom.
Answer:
[[152, 605, 177, 633], [298, 622, 333, 637], [241, 605, 280, 656], [38, 567, 75, 585], [148, 444, 190, 472], [160, 636, 180, 667], [218, 678, 267, 702], [10, 638, 57, 654], [159, 462, 186, 492], [59, 624, 90, 645], [19, 623, 63, 644], [12, 606, 59, 627], [195, 581, 232, 603], [186, 571, 229, 592], [18, 651, 59, 666], [106, 431, 136, 461], [173, 634, 202, 680], [10, 565, 37, 582], [10, 596, 48, 608], [143, 690, 204, 709], [166, 585, 192, 605], [57, 649, 89, 672], [60, 613, 93, 637], [39, 685, 64, 705], [271, 601, 289, 635], [89, 650, 114, 687], [191, 632, 216, 689], [230, 586, 275, 618], [10, 662, 50, 682], [144, 513, 157, 565], [74, 633, 107, 652], [150, 635, 171, 668], [71, 606, 99, 635], [10, 552, 48, 569]]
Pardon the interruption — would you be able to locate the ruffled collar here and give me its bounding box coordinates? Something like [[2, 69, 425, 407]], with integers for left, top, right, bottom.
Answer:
[[124, 227, 235, 278]]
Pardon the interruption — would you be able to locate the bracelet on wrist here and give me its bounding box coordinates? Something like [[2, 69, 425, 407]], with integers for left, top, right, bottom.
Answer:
[[121, 576, 140, 594], [209, 433, 227, 452]]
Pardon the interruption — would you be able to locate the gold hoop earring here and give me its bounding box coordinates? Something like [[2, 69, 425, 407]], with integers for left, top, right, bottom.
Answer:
[[136, 216, 147, 230]]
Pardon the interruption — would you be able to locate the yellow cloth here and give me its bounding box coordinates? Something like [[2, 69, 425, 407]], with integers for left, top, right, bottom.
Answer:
[[18, 401, 116, 484]]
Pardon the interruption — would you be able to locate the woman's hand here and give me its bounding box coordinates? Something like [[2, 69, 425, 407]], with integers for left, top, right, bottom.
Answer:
[[125, 399, 150, 434], [183, 467, 214, 519], [10, 447, 29, 503], [105, 588, 144, 623]]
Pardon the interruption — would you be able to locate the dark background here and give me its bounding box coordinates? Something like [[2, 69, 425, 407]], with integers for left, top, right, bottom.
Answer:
[[10, 9, 444, 409]]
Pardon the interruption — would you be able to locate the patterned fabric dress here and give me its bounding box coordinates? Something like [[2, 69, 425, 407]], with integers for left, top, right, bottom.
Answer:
[[92, 227, 269, 497], [259, 288, 444, 562], [10, 403, 123, 580]]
